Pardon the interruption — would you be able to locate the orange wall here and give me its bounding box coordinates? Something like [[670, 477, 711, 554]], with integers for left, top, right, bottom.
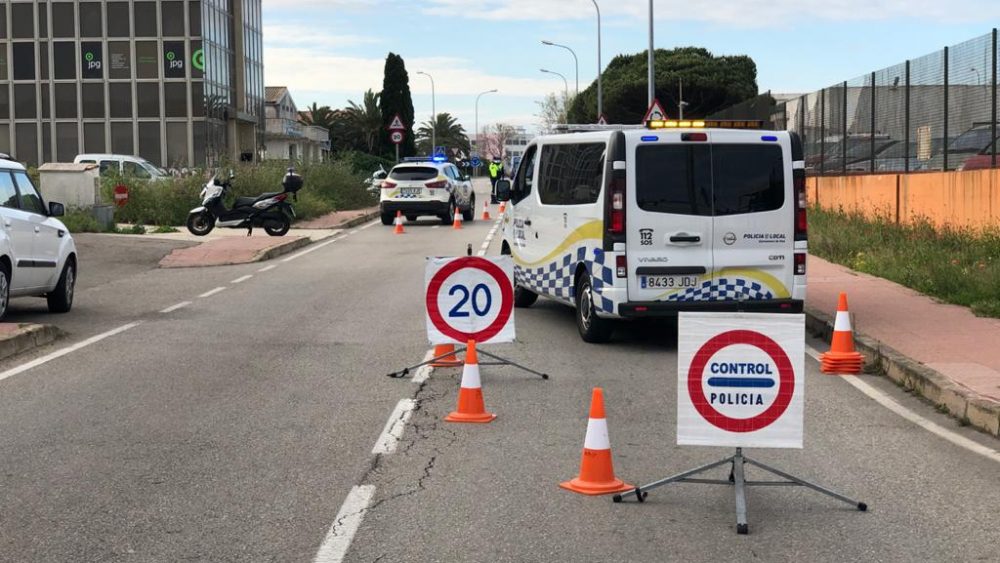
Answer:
[[813, 169, 999, 231]]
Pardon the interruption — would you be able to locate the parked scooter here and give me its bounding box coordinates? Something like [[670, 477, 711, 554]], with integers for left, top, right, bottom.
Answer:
[[186, 168, 303, 236]]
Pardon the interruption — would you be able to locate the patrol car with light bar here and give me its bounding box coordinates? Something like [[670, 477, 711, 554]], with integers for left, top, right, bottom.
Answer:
[[494, 120, 807, 342], [379, 157, 476, 225]]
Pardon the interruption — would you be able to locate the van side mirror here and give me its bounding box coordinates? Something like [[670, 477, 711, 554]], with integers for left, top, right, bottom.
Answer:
[[495, 179, 512, 202], [49, 202, 65, 217]]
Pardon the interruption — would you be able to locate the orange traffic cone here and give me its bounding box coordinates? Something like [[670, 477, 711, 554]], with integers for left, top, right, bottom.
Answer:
[[482, 200, 491, 220], [393, 210, 405, 234], [452, 209, 463, 230], [820, 292, 865, 374], [498, 201, 506, 214], [445, 341, 495, 423], [431, 343, 462, 368], [560, 388, 632, 495]]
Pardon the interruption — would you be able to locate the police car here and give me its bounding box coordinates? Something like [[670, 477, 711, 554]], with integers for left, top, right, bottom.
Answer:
[[495, 119, 807, 342], [379, 158, 476, 225]]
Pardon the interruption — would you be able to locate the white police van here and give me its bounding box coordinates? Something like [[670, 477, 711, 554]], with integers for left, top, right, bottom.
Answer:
[[495, 120, 807, 342]]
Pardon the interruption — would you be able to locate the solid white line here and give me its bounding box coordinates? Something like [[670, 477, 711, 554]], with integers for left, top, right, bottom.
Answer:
[[159, 301, 192, 313], [372, 398, 417, 455], [313, 485, 376, 563], [431, 225, 440, 229], [198, 286, 227, 298], [0, 322, 142, 384], [412, 350, 435, 384], [230, 275, 253, 284], [805, 345, 1000, 465], [360, 220, 378, 230], [257, 264, 277, 273], [282, 238, 338, 263], [349, 229, 359, 235]]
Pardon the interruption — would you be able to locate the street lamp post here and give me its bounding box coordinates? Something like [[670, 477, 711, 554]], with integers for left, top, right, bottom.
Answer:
[[475, 89, 498, 175], [590, 0, 602, 119], [540, 68, 568, 98], [648, 0, 654, 106], [416, 71, 435, 155], [541, 40, 579, 95]]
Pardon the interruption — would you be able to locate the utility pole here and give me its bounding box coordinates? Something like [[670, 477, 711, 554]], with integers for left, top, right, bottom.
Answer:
[[648, 0, 654, 106], [416, 71, 435, 154], [590, 0, 602, 119]]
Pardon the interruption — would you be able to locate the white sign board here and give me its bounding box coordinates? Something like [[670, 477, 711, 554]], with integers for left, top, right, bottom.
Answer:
[[425, 256, 515, 345], [677, 312, 804, 449], [388, 114, 406, 131]]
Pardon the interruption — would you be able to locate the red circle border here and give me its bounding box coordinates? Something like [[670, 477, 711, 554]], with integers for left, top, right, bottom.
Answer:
[[426, 257, 514, 343]]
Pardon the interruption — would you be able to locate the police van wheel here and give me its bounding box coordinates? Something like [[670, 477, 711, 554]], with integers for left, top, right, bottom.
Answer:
[[575, 274, 613, 343], [514, 286, 538, 308]]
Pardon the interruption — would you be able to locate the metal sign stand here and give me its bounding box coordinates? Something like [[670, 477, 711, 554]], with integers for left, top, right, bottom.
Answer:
[[387, 345, 548, 380], [613, 448, 867, 535]]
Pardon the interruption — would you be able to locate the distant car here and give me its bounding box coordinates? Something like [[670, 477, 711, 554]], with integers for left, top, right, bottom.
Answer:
[[73, 154, 170, 181], [0, 157, 77, 320], [379, 158, 475, 225]]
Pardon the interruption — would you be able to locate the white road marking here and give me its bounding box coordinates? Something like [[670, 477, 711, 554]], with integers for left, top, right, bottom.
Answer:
[[349, 229, 359, 235], [431, 225, 440, 229], [198, 286, 227, 298], [360, 220, 378, 230], [805, 345, 1000, 465], [257, 264, 277, 273], [230, 275, 253, 284], [159, 301, 191, 313], [0, 322, 142, 384], [313, 485, 376, 563], [372, 398, 417, 455], [412, 350, 436, 384], [282, 238, 338, 262]]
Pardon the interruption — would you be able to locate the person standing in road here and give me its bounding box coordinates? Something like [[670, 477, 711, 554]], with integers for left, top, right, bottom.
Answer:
[[488, 157, 503, 203]]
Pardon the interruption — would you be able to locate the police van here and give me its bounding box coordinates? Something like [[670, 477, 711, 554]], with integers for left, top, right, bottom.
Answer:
[[495, 120, 807, 343]]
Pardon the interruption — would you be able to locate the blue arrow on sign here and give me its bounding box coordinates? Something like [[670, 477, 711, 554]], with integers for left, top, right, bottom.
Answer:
[[471, 157, 481, 168]]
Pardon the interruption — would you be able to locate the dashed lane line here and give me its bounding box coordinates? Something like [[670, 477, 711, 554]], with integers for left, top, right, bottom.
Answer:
[[257, 264, 277, 273], [282, 238, 340, 263], [231, 275, 253, 284], [159, 301, 192, 314], [371, 399, 417, 455], [198, 286, 227, 298], [313, 485, 376, 563], [805, 345, 1000, 465], [0, 322, 142, 384]]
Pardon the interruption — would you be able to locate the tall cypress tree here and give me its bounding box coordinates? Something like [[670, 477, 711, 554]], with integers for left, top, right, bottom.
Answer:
[[379, 53, 417, 158]]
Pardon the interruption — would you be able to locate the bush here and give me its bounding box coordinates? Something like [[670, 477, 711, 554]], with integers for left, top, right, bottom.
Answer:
[[337, 150, 396, 175], [60, 208, 108, 233]]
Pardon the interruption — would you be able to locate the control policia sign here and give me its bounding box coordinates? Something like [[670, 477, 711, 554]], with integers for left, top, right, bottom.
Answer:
[[677, 312, 804, 448]]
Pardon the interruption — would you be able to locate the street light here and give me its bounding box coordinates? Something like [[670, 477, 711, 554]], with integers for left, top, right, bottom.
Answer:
[[541, 40, 578, 95], [475, 89, 498, 173], [416, 71, 436, 154], [971, 67, 982, 85], [647, 0, 654, 106], [589, 0, 603, 119], [540, 68, 568, 98]]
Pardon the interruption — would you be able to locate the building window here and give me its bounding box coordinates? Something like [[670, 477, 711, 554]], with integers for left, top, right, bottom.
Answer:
[[134, 1, 158, 37], [166, 122, 188, 166], [111, 122, 133, 154], [54, 83, 77, 119], [79, 2, 103, 38], [15, 123, 38, 166], [189, 1, 202, 36], [0, 124, 9, 156], [135, 42, 158, 79], [53, 42, 76, 80], [56, 123, 79, 163], [82, 82, 104, 118], [191, 81, 204, 117], [13, 84, 36, 119], [84, 123, 106, 153], [11, 3, 34, 39], [52, 3, 76, 38], [41, 83, 49, 118], [137, 82, 159, 118], [39, 42, 48, 80], [108, 82, 132, 118], [12, 43, 36, 80], [0, 87, 7, 120], [162, 2, 185, 36], [138, 122, 161, 164], [0, 8, 6, 40], [108, 42, 131, 79], [107, 2, 130, 37], [164, 82, 187, 118], [38, 2, 48, 38]]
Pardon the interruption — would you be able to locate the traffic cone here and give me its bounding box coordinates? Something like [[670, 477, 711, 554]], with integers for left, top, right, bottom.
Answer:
[[393, 210, 405, 234], [820, 292, 865, 374], [431, 343, 462, 368], [445, 341, 495, 423], [560, 388, 632, 495], [452, 208, 463, 230], [482, 200, 491, 220], [498, 201, 506, 214]]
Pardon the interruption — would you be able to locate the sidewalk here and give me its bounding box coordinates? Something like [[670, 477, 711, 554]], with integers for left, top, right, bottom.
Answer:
[[807, 256, 1000, 434]]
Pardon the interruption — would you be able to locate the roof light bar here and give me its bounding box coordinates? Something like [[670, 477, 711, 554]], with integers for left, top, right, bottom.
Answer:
[[645, 119, 763, 130]]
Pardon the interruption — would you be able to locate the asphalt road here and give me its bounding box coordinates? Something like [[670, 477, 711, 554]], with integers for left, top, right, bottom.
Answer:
[[0, 181, 998, 562]]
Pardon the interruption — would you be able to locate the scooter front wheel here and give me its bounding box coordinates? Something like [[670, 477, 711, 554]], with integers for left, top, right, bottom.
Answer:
[[187, 211, 215, 236], [264, 216, 290, 236]]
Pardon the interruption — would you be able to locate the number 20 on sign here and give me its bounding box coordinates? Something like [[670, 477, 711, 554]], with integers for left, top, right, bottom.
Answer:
[[425, 256, 515, 345]]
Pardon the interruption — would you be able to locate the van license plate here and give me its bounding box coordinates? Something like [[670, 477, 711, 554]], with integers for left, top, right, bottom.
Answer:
[[400, 187, 422, 196], [640, 275, 700, 289]]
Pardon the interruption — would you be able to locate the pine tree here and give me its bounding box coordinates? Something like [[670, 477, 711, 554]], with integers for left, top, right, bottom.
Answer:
[[378, 53, 417, 158]]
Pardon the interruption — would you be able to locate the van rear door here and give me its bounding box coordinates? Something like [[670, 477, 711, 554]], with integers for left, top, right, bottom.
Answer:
[[627, 132, 715, 303], [709, 132, 794, 302]]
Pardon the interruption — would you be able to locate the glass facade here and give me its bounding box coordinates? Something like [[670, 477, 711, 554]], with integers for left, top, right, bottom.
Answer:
[[0, 0, 264, 168]]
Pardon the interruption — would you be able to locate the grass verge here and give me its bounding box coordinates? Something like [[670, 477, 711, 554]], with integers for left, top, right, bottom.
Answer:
[[809, 207, 1000, 318]]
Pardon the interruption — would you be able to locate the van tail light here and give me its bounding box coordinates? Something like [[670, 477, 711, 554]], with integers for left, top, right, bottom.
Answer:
[[794, 169, 807, 241], [794, 252, 807, 276], [609, 176, 626, 235], [425, 180, 448, 189], [615, 255, 627, 278], [381, 180, 397, 189]]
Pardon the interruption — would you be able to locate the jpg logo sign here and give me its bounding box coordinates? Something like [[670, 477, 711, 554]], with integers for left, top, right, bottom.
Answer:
[[166, 51, 184, 70], [84, 51, 102, 71]]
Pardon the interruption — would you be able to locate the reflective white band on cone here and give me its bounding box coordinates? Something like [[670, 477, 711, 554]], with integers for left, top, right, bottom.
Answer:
[[834, 310, 852, 332], [583, 417, 610, 450], [460, 364, 481, 389]]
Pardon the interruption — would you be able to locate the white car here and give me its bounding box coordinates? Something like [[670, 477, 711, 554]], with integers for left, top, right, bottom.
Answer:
[[0, 158, 77, 319], [73, 153, 170, 181], [379, 158, 476, 225]]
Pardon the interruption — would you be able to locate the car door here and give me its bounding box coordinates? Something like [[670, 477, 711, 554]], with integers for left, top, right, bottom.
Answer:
[[12, 170, 61, 289], [507, 144, 539, 289], [0, 171, 45, 290], [627, 132, 715, 303], [451, 165, 472, 204]]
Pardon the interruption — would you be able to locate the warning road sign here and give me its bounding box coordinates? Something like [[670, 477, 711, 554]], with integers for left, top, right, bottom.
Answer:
[[596, 114, 608, 125], [642, 99, 668, 123], [677, 313, 804, 448], [425, 256, 515, 345], [388, 114, 406, 131]]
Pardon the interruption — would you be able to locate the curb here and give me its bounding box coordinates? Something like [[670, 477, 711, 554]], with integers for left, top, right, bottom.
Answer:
[[337, 210, 380, 230], [805, 306, 1000, 438], [0, 324, 62, 362], [254, 236, 313, 262]]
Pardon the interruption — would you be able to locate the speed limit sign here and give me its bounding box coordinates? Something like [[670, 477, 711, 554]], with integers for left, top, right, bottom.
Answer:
[[390, 131, 404, 145], [425, 256, 515, 345]]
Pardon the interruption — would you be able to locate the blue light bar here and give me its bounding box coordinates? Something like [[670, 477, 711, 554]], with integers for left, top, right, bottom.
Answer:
[[640, 135, 659, 142], [761, 135, 778, 142], [432, 156, 447, 162]]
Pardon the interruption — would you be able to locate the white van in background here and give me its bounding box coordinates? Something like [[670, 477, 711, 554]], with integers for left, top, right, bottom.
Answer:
[[495, 120, 807, 342], [73, 154, 170, 181]]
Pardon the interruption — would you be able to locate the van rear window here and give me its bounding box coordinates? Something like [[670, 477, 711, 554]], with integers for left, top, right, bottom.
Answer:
[[636, 144, 784, 216], [390, 166, 438, 181]]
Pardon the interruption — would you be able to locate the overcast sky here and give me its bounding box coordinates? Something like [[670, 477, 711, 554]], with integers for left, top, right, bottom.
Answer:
[[262, 0, 997, 133]]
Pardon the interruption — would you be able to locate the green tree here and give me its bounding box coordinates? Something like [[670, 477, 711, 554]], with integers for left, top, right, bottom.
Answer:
[[567, 47, 758, 124], [415, 113, 471, 157], [343, 89, 383, 155], [378, 52, 416, 158]]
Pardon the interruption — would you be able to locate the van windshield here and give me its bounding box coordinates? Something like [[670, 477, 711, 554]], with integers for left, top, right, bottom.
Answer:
[[636, 144, 784, 216], [390, 167, 438, 181]]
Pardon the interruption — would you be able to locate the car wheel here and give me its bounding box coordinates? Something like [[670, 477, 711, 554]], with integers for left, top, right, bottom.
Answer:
[[47, 258, 76, 314], [381, 212, 394, 226], [441, 200, 456, 225], [0, 262, 10, 320], [575, 273, 613, 343], [462, 193, 475, 222]]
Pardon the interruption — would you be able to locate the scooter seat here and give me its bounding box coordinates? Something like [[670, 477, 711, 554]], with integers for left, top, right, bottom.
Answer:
[[234, 192, 282, 208]]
